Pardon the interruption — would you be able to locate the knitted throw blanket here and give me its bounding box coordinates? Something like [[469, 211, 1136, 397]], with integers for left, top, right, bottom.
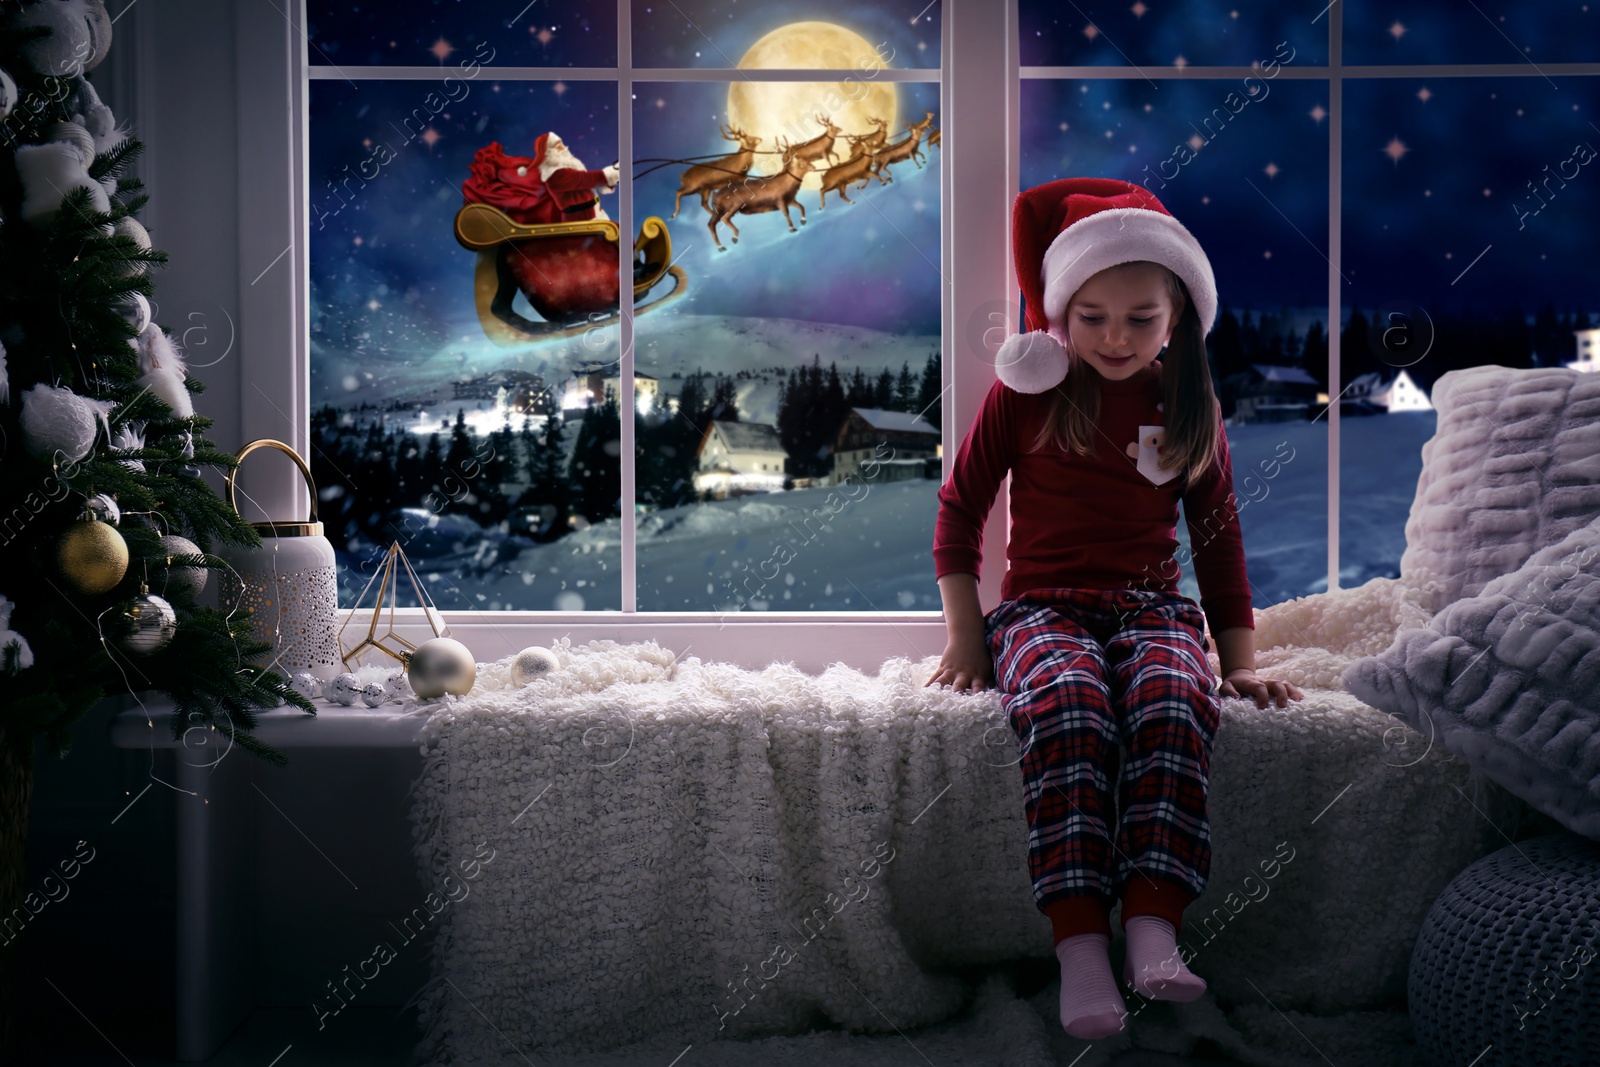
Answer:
[[409, 586, 1526, 1066]]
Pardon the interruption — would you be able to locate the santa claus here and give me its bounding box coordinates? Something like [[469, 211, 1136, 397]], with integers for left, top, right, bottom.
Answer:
[[529, 132, 620, 225]]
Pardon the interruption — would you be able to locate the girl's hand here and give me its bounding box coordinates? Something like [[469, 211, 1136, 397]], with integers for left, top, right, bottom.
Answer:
[[1219, 668, 1303, 709], [927, 635, 995, 692]]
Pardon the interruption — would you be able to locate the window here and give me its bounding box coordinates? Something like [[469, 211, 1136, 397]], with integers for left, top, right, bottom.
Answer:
[[302, 0, 947, 623], [1016, 1, 1600, 605]]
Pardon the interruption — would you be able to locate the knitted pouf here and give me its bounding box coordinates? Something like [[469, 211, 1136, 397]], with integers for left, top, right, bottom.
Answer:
[[1409, 831, 1600, 1066]]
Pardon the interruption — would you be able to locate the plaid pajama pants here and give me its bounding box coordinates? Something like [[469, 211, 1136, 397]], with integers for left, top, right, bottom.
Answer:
[[985, 587, 1222, 926]]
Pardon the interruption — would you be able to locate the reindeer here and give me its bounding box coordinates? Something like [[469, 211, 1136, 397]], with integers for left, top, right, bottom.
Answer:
[[870, 111, 937, 183], [776, 112, 844, 170], [846, 115, 890, 153], [927, 127, 941, 149], [707, 147, 816, 252], [817, 136, 888, 208], [672, 124, 762, 219]]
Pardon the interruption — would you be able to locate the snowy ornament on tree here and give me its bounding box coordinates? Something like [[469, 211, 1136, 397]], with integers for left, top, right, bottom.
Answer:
[[69, 76, 125, 156], [154, 534, 208, 599], [14, 138, 111, 225], [110, 420, 145, 472], [112, 216, 151, 277], [132, 323, 193, 418], [0, 595, 34, 674], [19, 383, 113, 464], [12, 0, 113, 78], [510, 645, 560, 686]]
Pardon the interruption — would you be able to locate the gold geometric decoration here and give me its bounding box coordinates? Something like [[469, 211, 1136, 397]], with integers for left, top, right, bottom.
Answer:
[[338, 541, 449, 669]]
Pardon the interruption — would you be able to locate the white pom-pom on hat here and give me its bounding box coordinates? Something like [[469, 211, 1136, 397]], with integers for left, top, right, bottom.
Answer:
[[994, 330, 1071, 394], [998, 178, 1218, 393]]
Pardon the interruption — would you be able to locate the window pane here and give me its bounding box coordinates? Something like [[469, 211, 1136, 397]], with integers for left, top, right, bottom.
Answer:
[[629, 80, 943, 611], [306, 3, 616, 67], [1339, 76, 1600, 583], [632, 3, 938, 69], [1021, 77, 1332, 607], [1019, 1, 1326, 68], [1344, 2, 1600, 65], [308, 79, 623, 611]]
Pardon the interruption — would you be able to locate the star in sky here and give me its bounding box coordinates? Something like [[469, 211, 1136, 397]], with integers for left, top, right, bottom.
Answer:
[[419, 128, 442, 149], [1417, 87, 1432, 102], [1383, 136, 1409, 164], [1264, 162, 1279, 178], [534, 27, 554, 46], [1310, 105, 1327, 122], [429, 38, 454, 62], [1389, 21, 1407, 41]]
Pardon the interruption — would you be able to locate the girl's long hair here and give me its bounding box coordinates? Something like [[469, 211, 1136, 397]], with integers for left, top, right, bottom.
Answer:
[[1030, 263, 1222, 490]]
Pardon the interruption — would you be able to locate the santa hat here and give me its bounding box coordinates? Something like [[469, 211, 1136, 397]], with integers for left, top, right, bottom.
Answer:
[[995, 178, 1218, 393], [532, 132, 553, 164]]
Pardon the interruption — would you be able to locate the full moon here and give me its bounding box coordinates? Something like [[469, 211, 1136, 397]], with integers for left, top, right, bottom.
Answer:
[[727, 21, 899, 191]]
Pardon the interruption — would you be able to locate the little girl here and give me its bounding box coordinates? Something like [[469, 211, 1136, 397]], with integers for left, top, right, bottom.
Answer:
[[927, 178, 1303, 1041]]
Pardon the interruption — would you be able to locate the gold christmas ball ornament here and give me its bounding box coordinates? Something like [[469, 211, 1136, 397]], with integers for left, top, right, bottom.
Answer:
[[57, 518, 129, 595], [111, 585, 177, 656], [406, 637, 477, 699]]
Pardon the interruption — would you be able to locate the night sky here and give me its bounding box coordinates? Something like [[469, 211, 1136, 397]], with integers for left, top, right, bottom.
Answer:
[[306, 0, 941, 69], [1018, 3, 1600, 332]]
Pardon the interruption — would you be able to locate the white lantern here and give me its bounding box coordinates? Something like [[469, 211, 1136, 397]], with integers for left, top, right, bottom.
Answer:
[[216, 440, 342, 681]]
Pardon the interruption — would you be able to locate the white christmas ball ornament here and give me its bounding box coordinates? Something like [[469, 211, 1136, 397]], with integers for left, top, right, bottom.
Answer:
[[155, 534, 208, 599], [45, 121, 95, 167], [20, 384, 109, 464], [0, 68, 16, 124], [406, 638, 477, 699], [289, 671, 322, 701], [84, 493, 120, 525], [14, 0, 114, 77], [115, 292, 152, 335], [325, 672, 363, 706], [510, 646, 560, 686], [383, 670, 411, 702], [113, 216, 151, 276], [360, 683, 388, 708]]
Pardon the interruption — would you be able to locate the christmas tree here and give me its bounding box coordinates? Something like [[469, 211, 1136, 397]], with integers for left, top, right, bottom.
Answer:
[[0, 1, 307, 1052]]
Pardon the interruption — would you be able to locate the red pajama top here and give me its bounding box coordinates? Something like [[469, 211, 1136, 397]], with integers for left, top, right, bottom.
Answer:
[[933, 361, 1255, 634]]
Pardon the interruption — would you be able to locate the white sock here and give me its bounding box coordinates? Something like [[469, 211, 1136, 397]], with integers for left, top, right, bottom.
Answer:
[[1055, 933, 1128, 1040], [1121, 915, 1206, 1002]]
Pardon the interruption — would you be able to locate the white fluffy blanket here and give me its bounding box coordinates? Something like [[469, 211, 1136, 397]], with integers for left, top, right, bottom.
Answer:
[[408, 583, 1530, 1066]]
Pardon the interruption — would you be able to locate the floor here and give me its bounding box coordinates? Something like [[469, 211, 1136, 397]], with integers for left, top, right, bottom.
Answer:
[[28, 1005, 1251, 1066]]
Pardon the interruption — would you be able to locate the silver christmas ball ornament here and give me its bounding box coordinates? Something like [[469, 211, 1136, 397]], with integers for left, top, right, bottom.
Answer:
[[84, 493, 120, 525], [510, 646, 560, 686], [155, 534, 208, 599], [360, 683, 388, 708], [383, 670, 411, 702], [325, 672, 362, 706], [406, 637, 476, 699], [111, 586, 176, 655], [289, 671, 322, 701], [115, 292, 151, 334]]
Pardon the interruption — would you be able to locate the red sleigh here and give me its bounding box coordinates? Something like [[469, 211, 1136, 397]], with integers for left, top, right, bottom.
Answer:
[[452, 202, 687, 346]]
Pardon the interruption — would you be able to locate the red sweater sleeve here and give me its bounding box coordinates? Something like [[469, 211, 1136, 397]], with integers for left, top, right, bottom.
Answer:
[[1181, 414, 1255, 633], [933, 379, 1016, 580]]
